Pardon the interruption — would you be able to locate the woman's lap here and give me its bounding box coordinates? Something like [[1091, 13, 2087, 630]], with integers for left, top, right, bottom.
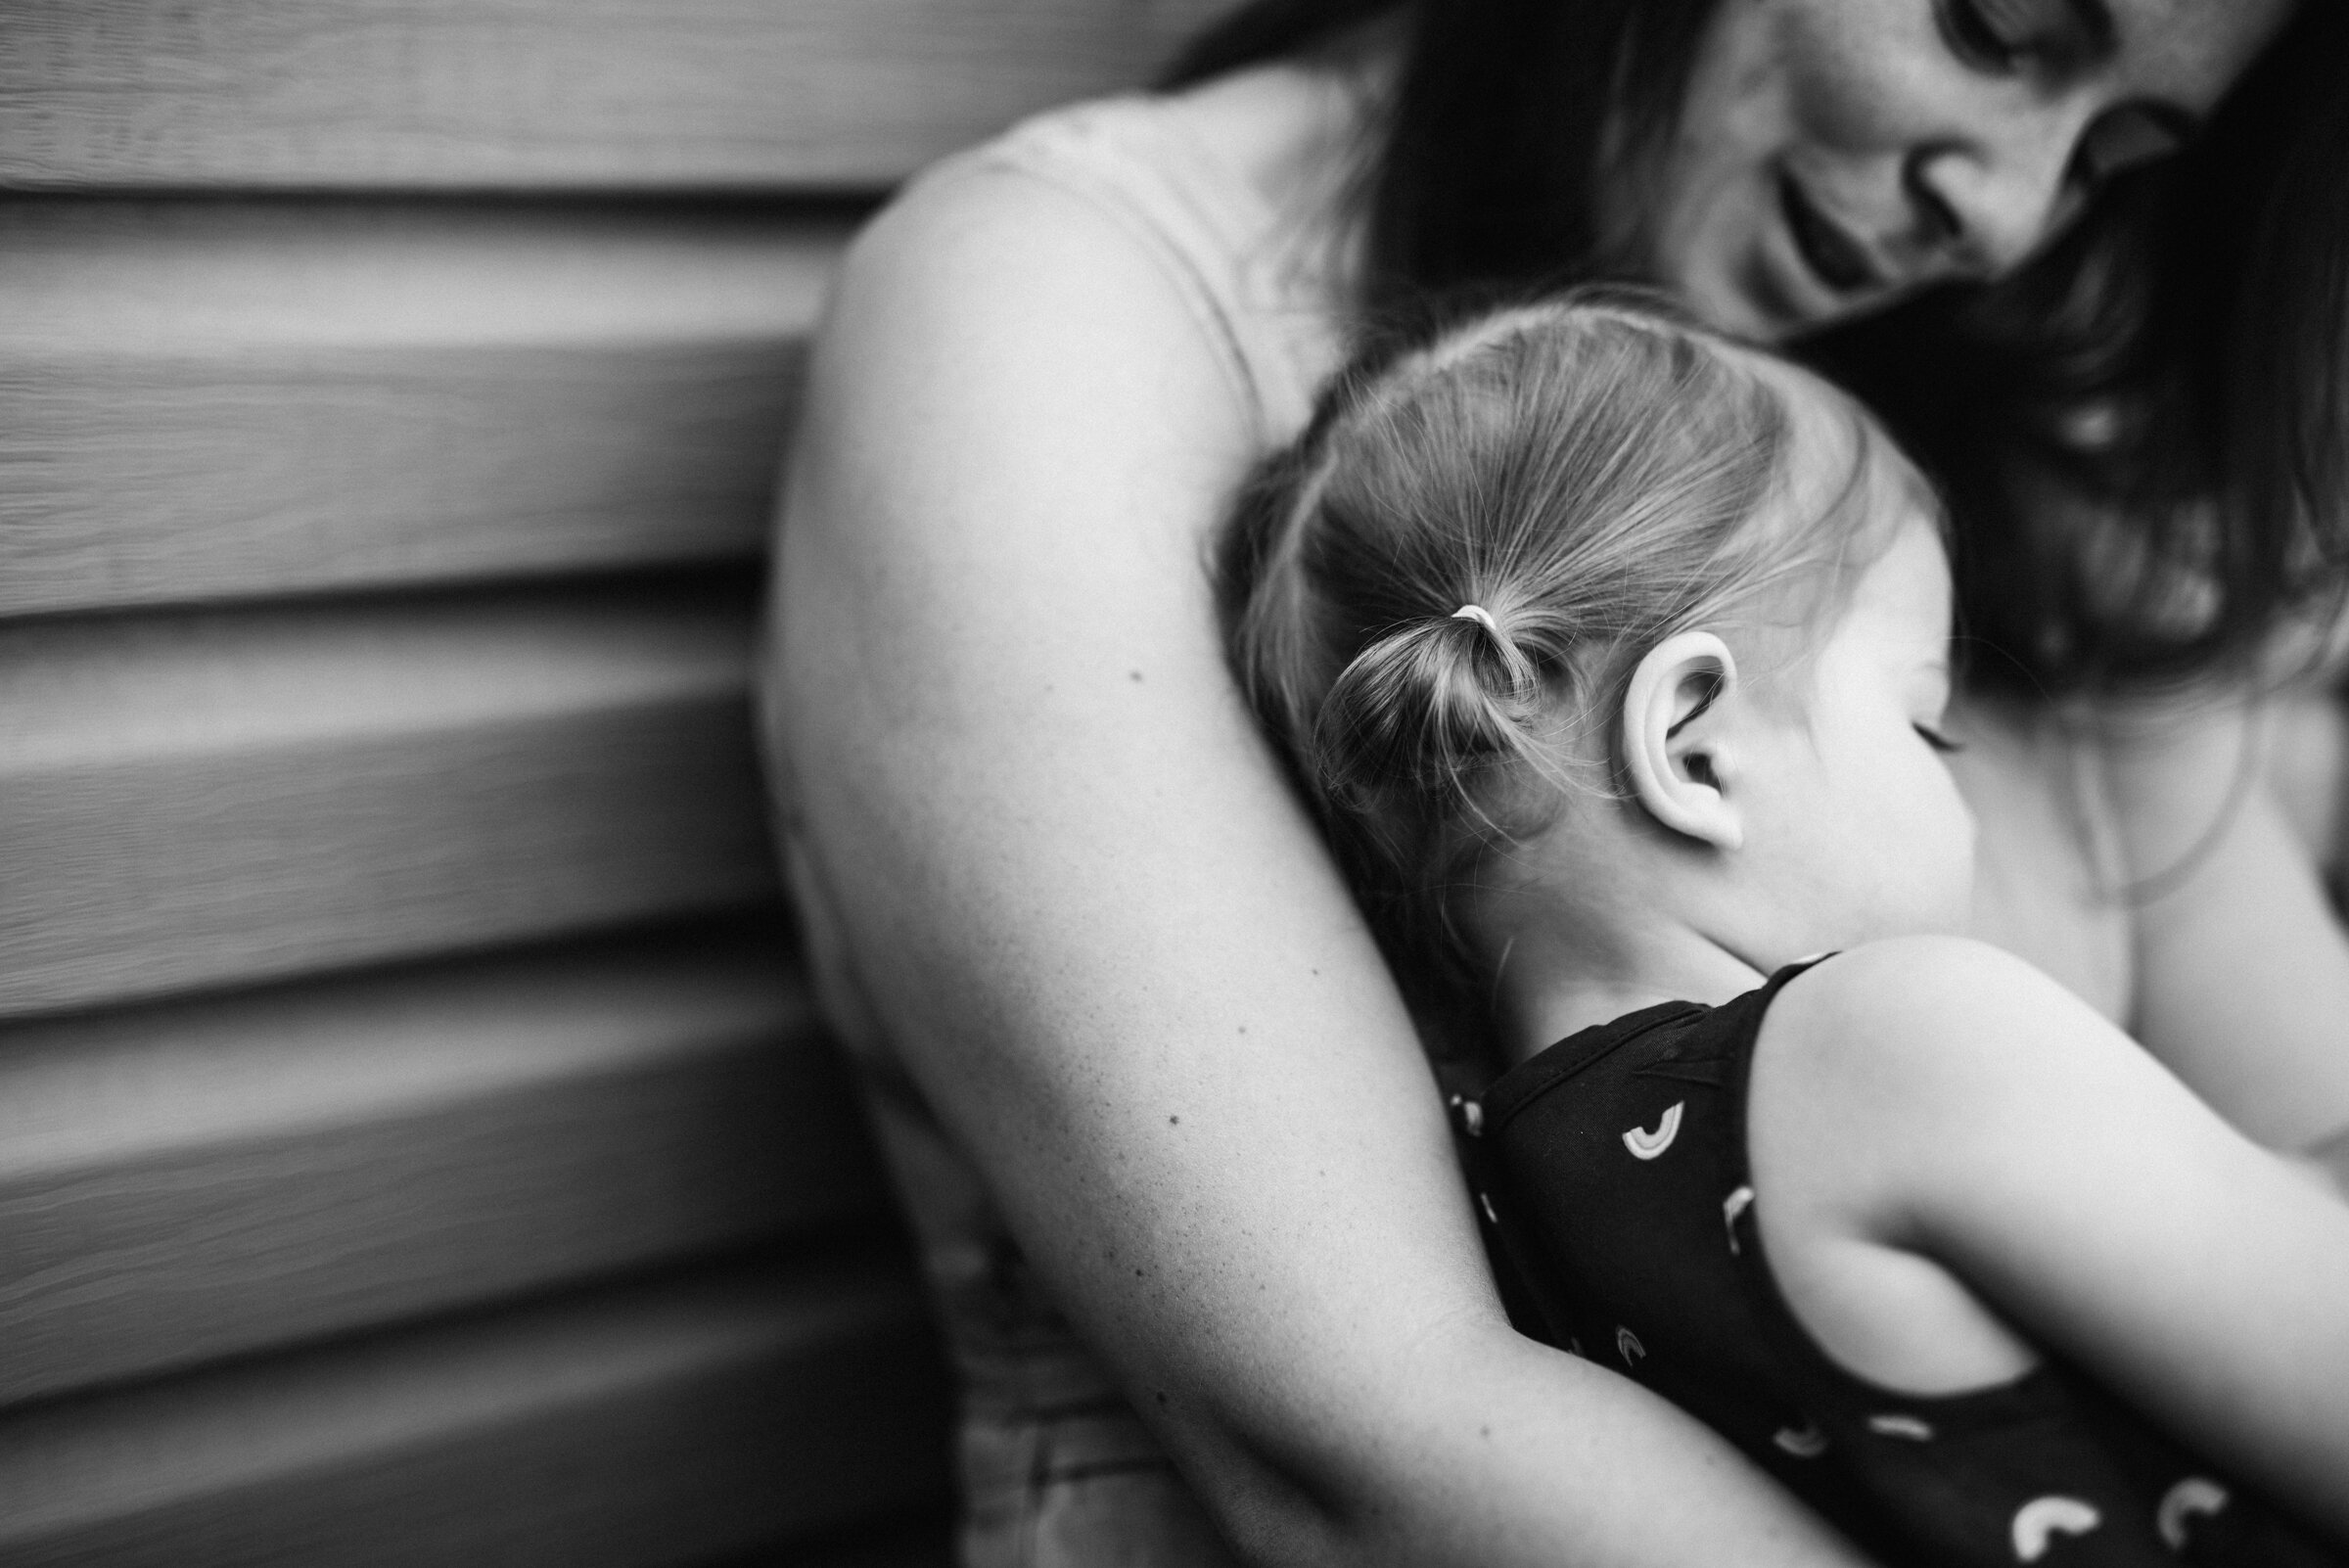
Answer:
[[961, 1400, 1244, 1568]]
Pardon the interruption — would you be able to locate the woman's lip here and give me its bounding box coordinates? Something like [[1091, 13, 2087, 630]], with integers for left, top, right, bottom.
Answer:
[[1776, 172, 1882, 296]]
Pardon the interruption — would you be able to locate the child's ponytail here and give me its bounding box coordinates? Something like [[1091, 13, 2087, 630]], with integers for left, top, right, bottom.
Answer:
[[1316, 603, 1543, 813]]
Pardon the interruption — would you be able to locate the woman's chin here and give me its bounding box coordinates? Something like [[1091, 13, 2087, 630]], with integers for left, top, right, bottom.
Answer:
[[1659, 258, 1774, 343], [1669, 250, 1819, 345], [1683, 245, 1916, 345]]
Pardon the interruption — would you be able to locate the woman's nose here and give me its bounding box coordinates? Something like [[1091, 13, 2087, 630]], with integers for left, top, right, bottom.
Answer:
[[1903, 104, 2093, 277]]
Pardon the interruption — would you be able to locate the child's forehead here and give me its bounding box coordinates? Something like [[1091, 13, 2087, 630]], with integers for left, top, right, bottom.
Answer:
[[1701, 346, 1949, 685]]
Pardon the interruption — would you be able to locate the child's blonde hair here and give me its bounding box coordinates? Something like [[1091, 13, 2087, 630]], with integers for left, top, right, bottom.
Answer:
[[1220, 292, 1925, 985]]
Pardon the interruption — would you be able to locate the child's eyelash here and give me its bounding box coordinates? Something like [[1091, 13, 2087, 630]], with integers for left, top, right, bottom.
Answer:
[[1914, 724, 1964, 755]]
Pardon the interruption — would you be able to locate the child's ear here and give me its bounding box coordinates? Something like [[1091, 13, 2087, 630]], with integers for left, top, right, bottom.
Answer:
[[1621, 631, 1743, 850]]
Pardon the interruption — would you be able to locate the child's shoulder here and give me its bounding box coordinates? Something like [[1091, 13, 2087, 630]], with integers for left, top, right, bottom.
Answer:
[[1750, 937, 2150, 1260], [1760, 936, 2125, 1125], [1773, 934, 2099, 1037]]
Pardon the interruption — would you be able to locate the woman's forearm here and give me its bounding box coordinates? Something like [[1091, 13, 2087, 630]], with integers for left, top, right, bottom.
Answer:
[[1183, 1315, 1874, 1568]]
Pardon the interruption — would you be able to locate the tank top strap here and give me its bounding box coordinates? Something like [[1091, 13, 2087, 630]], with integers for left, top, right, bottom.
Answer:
[[918, 86, 1359, 446]]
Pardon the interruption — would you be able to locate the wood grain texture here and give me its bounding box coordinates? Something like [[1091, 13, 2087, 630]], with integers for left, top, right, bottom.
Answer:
[[0, 919, 891, 1408], [0, 578, 780, 1019], [0, 1255, 952, 1567], [706, 1511, 953, 1568], [0, 202, 848, 617], [0, 0, 1233, 191]]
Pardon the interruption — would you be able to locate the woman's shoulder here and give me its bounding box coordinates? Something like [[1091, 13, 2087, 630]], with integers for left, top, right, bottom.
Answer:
[[837, 64, 1370, 439], [812, 132, 1266, 477], [915, 60, 1372, 255], [788, 77, 1372, 577], [847, 119, 1195, 314]]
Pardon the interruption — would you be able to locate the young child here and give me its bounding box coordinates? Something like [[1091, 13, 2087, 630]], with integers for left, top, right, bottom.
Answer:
[[1220, 295, 2349, 1566]]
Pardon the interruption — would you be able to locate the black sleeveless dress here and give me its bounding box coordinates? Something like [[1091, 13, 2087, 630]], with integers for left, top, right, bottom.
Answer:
[[1455, 961, 2341, 1567]]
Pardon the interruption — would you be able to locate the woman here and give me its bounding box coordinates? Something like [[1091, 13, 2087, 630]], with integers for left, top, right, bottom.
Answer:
[[761, 3, 2349, 1562]]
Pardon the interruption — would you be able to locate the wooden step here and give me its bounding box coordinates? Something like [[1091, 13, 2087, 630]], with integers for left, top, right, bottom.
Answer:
[[0, 579, 780, 1018], [0, 1255, 952, 1567], [0, 920, 888, 1408], [0, 201, 848, 617], [0, 0, 1230, 191]]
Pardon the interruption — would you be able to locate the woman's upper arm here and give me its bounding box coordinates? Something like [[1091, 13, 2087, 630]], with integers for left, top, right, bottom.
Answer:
[[1793, 940, 2349, 1537], [760, 168, 1873, 1566], [766, 165, 1472, 1396], [2102, 701, 2349, 1148]]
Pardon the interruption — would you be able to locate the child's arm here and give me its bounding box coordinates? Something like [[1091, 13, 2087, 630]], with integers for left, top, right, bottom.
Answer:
[[1768, 938, 2349, 1542]]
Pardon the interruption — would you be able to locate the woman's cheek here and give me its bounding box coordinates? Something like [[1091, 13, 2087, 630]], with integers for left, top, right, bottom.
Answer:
[[1773, 0, 1947, 154]]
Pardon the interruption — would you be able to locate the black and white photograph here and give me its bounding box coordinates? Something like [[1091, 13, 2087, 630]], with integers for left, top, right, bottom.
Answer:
[[2, 2, 2346, 1563]]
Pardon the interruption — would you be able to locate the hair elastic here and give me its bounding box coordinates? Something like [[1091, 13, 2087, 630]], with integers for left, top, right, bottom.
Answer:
[[1451, 604, 1500, 634]]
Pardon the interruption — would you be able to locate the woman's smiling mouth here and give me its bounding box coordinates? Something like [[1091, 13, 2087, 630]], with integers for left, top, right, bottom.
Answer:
[[1777, 170, 1883, 297]]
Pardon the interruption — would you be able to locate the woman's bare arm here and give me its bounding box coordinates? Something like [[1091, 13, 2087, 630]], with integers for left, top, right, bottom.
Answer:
[[761, 166, 1873, 1566]]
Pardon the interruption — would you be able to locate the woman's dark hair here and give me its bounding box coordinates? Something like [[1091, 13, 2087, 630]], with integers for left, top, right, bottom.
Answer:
[[1167, 0, 1714, 310], [1169, 0, 2349, 696]]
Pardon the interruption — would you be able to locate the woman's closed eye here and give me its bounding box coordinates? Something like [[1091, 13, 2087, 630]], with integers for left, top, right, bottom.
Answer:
[[2071, 104, 2195, 185], [1938, 0, 2041, 73], [1936, 0, 2109, 78], [1915, 723, 1964, 755]]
